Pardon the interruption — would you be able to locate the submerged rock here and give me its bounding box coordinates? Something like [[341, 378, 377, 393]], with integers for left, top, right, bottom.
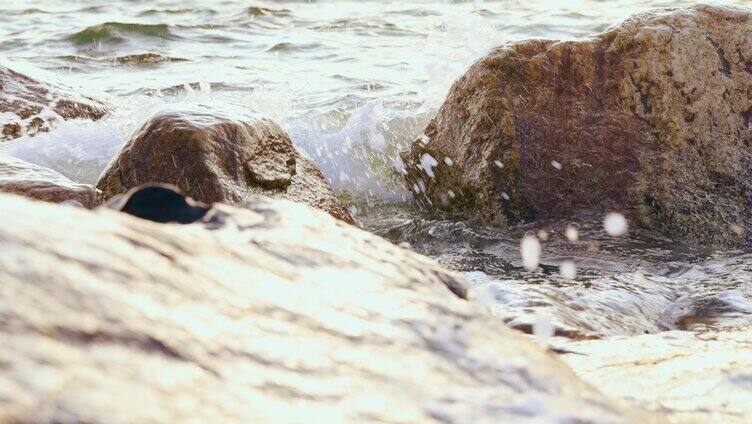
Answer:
[[96, 104, 353, 223], [0, 59, 108, 140], [0, 154, 102, 208], [0, 193, 645, 423], [405, 4, 752, 247]]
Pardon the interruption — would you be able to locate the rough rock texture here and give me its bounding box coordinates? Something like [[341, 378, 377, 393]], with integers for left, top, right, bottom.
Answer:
[[563, 329, 752, 423], [0, 154, 102, 208], [405, 4, 752, 246], [97, 104, 353, 223], [0, 59, 108, 140], [0, 192, 647, 423]]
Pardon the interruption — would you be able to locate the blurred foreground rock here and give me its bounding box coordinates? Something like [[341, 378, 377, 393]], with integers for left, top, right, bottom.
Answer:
[[563, 329, 752, 423], [97, 103, 353, 223], [406, 4, 752, 247], [0, 154, 102, 208], [0, 192, 645, 423], [0, 59, 108, 140]]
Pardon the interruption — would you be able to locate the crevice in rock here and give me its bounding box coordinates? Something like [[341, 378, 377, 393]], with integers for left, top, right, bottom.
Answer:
[[708, 37, 732, 77], [109, 184, 212, 224]]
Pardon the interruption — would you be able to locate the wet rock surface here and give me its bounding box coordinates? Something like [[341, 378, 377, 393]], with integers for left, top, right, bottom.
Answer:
[[0, 154, 102, 208], [0, 59, 108, 140], [405, 4, 752, 247], [0, 193, 646, 423], [96, 103, 353, 223]]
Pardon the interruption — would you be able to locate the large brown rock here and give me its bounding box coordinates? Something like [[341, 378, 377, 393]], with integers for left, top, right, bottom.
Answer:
[[405, 4, 752, 246], [0, 192, 647, 423], [0, 154, 102, 208], [97, 104, 353, 223], [0, 59, 108, 140]]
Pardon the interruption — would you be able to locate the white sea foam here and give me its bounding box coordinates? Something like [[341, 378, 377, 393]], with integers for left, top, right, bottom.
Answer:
[[0, 117, 127, 184]]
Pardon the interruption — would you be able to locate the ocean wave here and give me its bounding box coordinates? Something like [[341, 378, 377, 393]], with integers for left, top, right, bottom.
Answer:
[[115, 53, 188, 66], [248, 6, 292, 17], [267, 42, 323, 53], [137, 8, 217, 17], [68, 22, 173, 45]]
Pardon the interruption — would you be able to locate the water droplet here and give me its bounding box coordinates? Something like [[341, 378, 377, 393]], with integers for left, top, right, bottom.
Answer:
[[520, 234, 541, 271], [604, 212, 628, 236], [417, 179, 426, 193], [444, 157, 454, 166], [565, 224, 579, 243], [533, 314, 554, 342], [551, 160, 562, 170], [537, 230, 549, 241], [420, 153, 438, 178], [392, 156, 406, 174], [501, 192, 510, 200], [559, 261, 576, 280], [493, 160, 504, 168]]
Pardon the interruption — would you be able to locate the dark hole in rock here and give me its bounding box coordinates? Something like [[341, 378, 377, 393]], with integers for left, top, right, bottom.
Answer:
[[108, 183, 212, 224]]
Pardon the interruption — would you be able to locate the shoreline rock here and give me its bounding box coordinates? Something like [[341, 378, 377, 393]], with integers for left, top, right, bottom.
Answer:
[[96, 103, 353, 223], [0, 59, 108, 140], [405, 4, 752, 247], [0, 192, 647, 423], [563, 329, 752, 422], [0, 154, 102, 208]]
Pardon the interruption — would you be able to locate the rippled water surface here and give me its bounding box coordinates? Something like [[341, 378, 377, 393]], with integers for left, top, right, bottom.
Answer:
[[2, 0, 752, 367]]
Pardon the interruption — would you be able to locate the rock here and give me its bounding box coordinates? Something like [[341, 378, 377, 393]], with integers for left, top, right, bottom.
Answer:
[[405, 4, 752, 246], [0, 59, 108, 140], [658, 289, 752, 331], [562, 329, 752, 423], [0, 192, 646, 423], [0, 154, 102, 208], [96, 104, 353, 223]]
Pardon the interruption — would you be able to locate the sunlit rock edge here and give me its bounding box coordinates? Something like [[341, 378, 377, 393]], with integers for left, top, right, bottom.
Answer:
[[563, 329, 752, 423], [0, 154, 102, 208]]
